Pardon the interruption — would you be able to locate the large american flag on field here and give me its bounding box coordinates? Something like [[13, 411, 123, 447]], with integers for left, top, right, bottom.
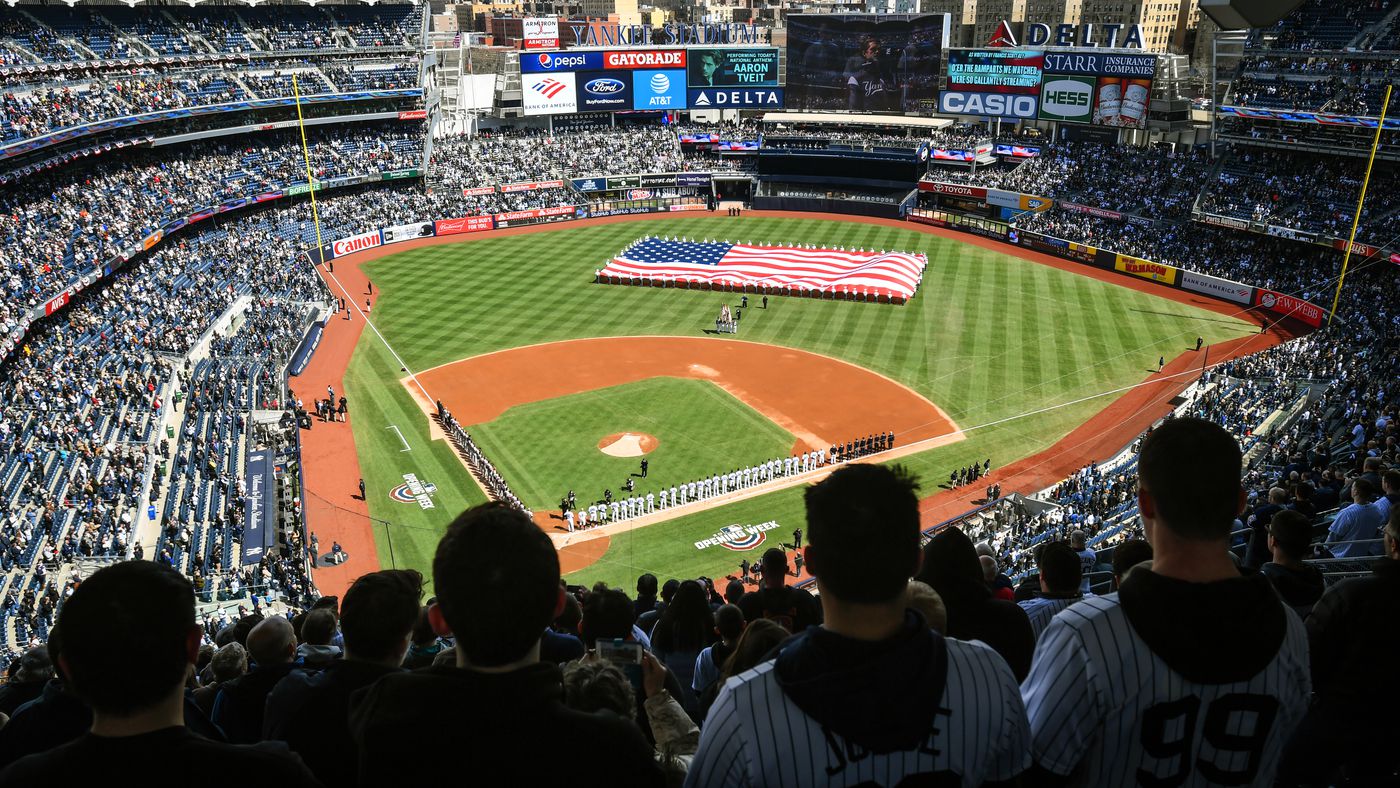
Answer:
[[600, 237, 928, 301]]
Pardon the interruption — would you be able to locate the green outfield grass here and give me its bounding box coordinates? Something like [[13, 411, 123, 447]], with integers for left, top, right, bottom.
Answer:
[[342, 215, 1257, 589], [466, 377, 795, 510]]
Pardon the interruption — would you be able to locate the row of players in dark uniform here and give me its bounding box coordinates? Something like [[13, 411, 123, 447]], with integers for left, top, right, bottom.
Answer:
[[950, 458, 992, 488], [831, 431, 895, 462]]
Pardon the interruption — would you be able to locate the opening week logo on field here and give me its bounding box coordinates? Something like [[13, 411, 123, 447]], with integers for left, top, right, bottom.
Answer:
[[694, 521, 780, 551], [391, 473, 437, 509]]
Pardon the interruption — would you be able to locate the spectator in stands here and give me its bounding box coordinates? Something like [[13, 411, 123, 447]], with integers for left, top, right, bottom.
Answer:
[[191, 643, 245, 718], [1109, 538, 1153, 589], [1070, 530, 1096, 593], [293, 609, 341, 669], [737, 548, 821, 633], [1376, 468, 1400, 525], [561, 653, 699, 777], [915, 526, 1035, 681], [693, 618, 787, 723], [904, 580, 948, 632], [1281, 507, 1400, 784], [0, 629, 90, 768], [211, 616, 297, 743], [1327, 477, 1384, 556], [636, 578, 679, 638], [265, 569, 421, 786], [688, 464, 1030, 786], [1260, 510, 1325, 618], [648, 581, 714, 718], [348, 503, 663, 785], [401, 608, 446, 669], [0, 648, 52, 718], [1245, 486, 1291, 568], [1021, 417, 1310, 786], [690, 603, 742, 703], [634, 573, 659, 622], [1017, 542, 1088, 639], [0, 562, 318, 786], [979, 556, 1014, 601]]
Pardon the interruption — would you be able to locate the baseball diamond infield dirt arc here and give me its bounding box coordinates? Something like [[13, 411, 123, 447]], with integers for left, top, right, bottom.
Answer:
[[292, 211, 1294, 597]]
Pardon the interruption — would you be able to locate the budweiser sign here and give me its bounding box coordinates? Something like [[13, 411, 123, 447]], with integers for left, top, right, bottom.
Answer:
[[435, 216, 494, 236], [332, 230, 383, 257]]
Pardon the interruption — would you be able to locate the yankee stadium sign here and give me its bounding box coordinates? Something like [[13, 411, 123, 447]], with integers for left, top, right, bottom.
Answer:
[[569, 22, 760, 48]]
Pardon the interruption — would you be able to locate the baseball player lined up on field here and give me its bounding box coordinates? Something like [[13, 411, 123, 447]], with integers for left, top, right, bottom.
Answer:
[[1020, 418, 1310, 787]]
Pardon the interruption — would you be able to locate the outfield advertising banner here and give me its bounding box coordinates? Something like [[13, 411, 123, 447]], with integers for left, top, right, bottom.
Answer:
[[500, 180, 565, 193], [1180, 270, 1253, 305], [785, 14, 944, 113], [332, 230, 382, 257], [633, 69, 687, 110], [522, 72, 577, 116], [520, 51, 604, 73], [1254, 289, 1326, 328], [938, 90, 1038, 118], [946, 49, 1044, 94], [577, 72, 632, 111], [687, 48, 778, 87], [1114, 255, 1178, 285], [381, 221, 434, 244], [687, 87, 784, 109], [1038, 75, 1095, 122], [522, 18, 560, 50], [917, 181, 987, 200], [435, 216, 495, 236]]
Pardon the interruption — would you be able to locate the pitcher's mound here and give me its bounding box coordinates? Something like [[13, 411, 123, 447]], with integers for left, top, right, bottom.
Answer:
[[598, 432, 658, 457]]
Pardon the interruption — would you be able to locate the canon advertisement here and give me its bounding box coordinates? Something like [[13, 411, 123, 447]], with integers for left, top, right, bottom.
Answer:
[[785, 14, 945, 114]]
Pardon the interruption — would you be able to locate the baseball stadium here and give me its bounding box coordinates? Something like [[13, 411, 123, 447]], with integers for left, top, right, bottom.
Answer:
[[0, 0, 1396, 784]]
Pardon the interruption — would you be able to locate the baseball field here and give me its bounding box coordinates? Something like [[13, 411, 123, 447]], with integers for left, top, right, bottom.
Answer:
[[330, 214, 1258, 591]]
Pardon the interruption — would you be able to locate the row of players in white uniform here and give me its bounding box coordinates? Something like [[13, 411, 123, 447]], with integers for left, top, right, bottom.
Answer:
[[563, 448, 831, 532]]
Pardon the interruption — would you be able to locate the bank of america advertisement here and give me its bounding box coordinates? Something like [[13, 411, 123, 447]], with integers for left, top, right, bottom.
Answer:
[[785, 14, 947, 114]]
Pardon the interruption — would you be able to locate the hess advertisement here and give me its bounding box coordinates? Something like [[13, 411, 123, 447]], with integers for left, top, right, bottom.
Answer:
[[785, 14, 944, 113]]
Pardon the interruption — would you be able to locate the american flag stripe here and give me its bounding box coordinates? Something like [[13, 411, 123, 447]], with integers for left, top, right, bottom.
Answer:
[[600, 238, 928, 300]]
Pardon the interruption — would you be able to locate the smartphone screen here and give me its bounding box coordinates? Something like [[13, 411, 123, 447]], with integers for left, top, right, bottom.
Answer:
[[597, 638, 643, 689]]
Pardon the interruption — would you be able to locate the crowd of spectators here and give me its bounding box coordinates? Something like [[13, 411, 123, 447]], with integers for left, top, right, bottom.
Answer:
[[429, 128, 684, 190], [0, 4, 420, 66]]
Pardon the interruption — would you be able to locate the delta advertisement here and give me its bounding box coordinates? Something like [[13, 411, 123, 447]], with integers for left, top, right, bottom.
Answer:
[[785, 14, 945, 114], [520, 48, 781, 114]]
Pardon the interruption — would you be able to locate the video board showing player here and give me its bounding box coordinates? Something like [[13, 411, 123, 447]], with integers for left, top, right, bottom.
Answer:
[[786, 14, 944, 114]]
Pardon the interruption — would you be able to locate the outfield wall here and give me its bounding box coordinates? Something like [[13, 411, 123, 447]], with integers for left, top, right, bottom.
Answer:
[[905, 209, 1330, 330]]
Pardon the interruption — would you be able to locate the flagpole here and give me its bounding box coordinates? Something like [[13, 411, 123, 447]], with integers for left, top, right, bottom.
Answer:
[[1328, 83, 1391, 326], [291, 74, 328, 269]]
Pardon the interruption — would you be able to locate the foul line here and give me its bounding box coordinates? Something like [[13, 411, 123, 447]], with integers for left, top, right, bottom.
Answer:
[[386, 424, 411, 452]]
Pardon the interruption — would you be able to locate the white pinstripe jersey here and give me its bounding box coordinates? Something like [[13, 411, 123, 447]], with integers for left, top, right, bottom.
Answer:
[[1021, 593, 1311, 787], [685, 638, 1030, 787]]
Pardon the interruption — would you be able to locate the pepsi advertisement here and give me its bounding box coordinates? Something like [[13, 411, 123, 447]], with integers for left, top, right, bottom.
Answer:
[[785, 14, 946, 114], [577, 72, 632, 110]]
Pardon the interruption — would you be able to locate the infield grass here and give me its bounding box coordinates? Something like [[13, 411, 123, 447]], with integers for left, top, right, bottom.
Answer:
[[342, 215, 1257, 588], [466, 377, 795, 511]]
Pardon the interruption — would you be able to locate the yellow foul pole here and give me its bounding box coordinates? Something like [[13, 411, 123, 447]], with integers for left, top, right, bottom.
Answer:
[[291, 74, 328, 267], [1329, 83, 1391, 325]]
